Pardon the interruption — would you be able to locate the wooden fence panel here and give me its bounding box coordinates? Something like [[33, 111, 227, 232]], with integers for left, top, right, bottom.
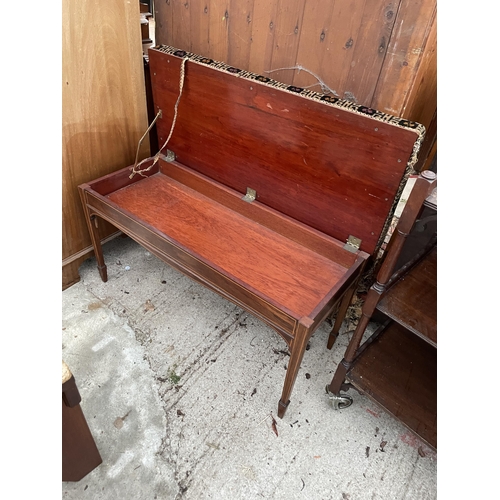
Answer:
[[155, 0, 436, 125], [371, 0, 437, 117]]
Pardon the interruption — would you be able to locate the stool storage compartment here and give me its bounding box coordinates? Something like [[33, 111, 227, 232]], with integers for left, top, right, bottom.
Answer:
[[79, 46, 425, 418]]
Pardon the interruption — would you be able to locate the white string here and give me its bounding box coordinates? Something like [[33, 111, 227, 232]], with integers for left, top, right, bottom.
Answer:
[[129, 57, 189, 179], [264, 65, 339, 96]]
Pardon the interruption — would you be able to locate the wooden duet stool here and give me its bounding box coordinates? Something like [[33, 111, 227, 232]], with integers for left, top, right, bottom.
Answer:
[[79, 45, 425, 419], [62, 361, 102, 481]]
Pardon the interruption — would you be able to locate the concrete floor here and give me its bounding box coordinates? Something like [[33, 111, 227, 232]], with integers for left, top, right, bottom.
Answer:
[[62, 235, 437, 499]]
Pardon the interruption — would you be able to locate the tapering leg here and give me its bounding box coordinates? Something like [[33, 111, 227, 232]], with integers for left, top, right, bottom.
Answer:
[[91, 215, 108, 282], [327, 284, 357, 350], [79, 188, 108, 282], [277, 317, 314, 418]]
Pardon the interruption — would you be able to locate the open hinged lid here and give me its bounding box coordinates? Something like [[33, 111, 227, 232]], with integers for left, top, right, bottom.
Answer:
[[147, 45, 425, 256]]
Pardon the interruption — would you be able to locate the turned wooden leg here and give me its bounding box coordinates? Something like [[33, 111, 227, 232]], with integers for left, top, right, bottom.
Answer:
[[277, 317, 314, 418], [327, 308, 372, 395], [78, 188, 108, 282], [328, 269, 383, 399], [327, 284, 357, 350]]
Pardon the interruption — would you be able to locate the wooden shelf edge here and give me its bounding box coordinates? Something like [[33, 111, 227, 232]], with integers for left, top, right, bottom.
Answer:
[[376, 246, 437, 346], [346, 321, 437, 449]]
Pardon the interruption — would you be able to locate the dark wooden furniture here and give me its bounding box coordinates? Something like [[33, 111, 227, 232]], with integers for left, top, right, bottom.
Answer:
[[140, 2, 153, 47], [327, 171, 437, 448], [79, 45, 425, 418], [62, 362, 102, 481]]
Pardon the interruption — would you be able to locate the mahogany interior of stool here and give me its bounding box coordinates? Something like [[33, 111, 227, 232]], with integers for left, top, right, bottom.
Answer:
[[107, 168, 354, 319], [148, 46, 421, 256]]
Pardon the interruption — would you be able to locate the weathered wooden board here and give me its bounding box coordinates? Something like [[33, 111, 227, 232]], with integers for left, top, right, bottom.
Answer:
[[155, 0, 436, 127]]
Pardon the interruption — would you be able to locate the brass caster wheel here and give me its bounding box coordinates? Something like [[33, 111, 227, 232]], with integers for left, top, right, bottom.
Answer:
[[325, 385, 353, 410]]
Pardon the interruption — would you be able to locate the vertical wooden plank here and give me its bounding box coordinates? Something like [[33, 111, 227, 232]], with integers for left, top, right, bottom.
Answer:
[[290, 2, 335, 92], [342, 0, 402, 106], [154, 0, 173, 46], [292, 1, 368, 97], [154, 0, 436, 124], [208, 0, 230, 62], [190, 2, 211, 56], [413, 109, 436, 172], [227, 0, 255, 68], [398, 7, 437, 124], [267, 0, 307, 85], [62, 0, 149, 288], [248, 0, 278, 75], [171, 0, 192, 51], [370, 0, 436, 116], [402, 13, 437, 169], [326, 0, 374, 97]]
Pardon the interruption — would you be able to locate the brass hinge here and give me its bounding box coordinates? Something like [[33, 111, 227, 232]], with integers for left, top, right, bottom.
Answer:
[[242, 187, 257, 203], [344, 235, 362, 253], [158, 149, 176, 162], [164, 149, 176, 162]]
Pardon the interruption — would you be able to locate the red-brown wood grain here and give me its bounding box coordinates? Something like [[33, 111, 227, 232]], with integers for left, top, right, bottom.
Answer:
[[148, 48, 419, 255], [83, 189, 300, 337], [107, 172, 349, 318], [78, 45, 424, 418], [159, 159, 357, 267], [154, 0, 436, 172]]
